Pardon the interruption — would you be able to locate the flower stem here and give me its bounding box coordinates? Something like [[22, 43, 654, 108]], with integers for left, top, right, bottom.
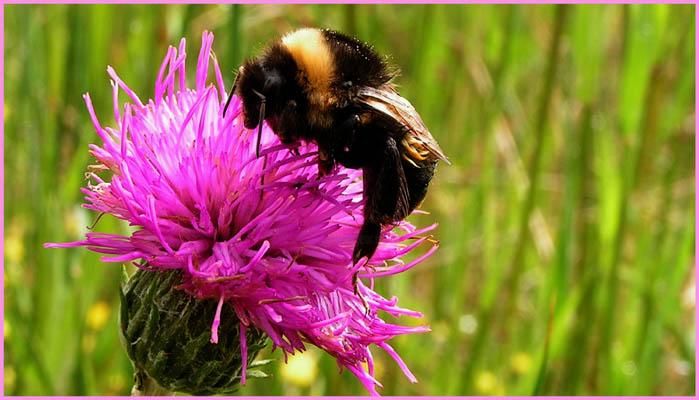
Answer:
[[131, 368, 173, 396]]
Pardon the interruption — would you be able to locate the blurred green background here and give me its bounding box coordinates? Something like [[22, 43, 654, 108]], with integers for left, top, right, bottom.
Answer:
[[4, 4, 695, 396]]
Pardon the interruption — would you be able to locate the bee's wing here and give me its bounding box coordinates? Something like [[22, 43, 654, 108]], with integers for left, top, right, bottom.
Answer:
[[357, 86, 451, 166]]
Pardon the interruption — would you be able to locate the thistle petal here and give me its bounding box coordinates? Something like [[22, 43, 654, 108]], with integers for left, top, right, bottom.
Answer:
[[45, 31, 438, 395]]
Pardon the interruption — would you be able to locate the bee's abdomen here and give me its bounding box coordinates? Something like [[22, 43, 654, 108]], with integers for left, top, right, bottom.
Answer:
[[403, 159, 437, 212]]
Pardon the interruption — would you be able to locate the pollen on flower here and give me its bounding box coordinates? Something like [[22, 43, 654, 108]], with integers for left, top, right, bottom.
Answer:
[[45, 31, 438, 395]]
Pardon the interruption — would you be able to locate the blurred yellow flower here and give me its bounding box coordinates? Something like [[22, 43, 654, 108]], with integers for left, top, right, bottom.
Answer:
[[280, 350, 318, 388], [510, 351, 533, 375], [4, 366, 16, 390], [4, 319, 11, 340], [475, 370, 505, 395], [86, 301, 111, 331], [5, 227, 24, 265]]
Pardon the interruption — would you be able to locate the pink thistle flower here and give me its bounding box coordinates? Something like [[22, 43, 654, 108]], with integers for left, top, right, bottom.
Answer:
[[46, 32, 438, 395]]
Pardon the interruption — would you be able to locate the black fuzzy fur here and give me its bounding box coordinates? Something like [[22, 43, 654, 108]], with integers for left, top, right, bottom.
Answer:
[[233, 29, 437, 265], [320, 29, 394, 90]]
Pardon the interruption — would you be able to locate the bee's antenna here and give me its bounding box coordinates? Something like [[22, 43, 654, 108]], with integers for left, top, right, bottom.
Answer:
[[222, 71, 241, 118], [252, 89, 266, 158], [252, 89, 267, 202]]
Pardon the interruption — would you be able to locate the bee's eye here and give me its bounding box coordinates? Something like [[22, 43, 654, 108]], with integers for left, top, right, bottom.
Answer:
[[342, 81, 353, 89]]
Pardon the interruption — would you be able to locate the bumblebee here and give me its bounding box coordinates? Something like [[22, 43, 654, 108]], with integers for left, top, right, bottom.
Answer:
[[223, 28, 449, 286]]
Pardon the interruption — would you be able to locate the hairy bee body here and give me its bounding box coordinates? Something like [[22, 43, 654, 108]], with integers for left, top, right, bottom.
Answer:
[[229, 28, 448, 266]]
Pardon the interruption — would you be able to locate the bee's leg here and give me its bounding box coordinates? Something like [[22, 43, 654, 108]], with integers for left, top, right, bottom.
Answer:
[[352, 257, 372, 313], [318, 148, 335, 177], [317, 113, 360, 177], [334, 114, 363, 169], [351, 137, 408, 313], [352, 219, 382, 264], [352, 136, 408, 261], [278, 100, 300, 155], [351, 166, 381, 315]]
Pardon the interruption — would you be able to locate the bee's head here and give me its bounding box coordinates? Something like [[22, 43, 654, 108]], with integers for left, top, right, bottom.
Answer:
[[236, 51, 297, 131]]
